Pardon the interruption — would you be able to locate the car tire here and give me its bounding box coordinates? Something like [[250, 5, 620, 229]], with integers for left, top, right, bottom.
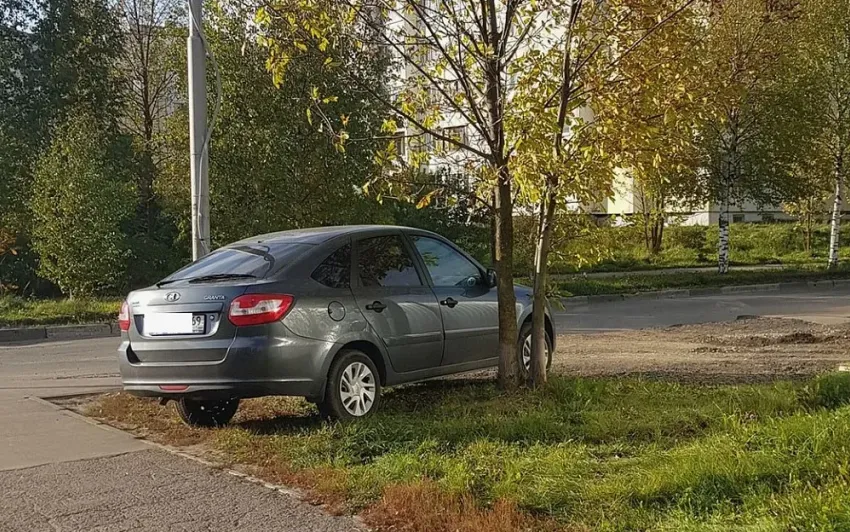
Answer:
[[320, 349, 381, 421], [175, 397, 240, 427], [517, 321, 553, 380]]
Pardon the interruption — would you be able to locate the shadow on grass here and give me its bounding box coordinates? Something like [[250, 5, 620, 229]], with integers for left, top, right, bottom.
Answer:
[[235, 414, 324, 435], [232, 378, 497, 436]]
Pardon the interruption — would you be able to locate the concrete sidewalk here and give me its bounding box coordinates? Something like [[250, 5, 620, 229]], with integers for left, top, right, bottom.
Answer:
[[0, 337, 362, 532], [0, 450, 360, 532], [0, 396, 147, 471]]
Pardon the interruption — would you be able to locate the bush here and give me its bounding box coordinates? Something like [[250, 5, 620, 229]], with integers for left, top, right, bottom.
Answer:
[[665, 225, 709, 254], [0, 295, 120, 326], [31, 108, 137, 297]]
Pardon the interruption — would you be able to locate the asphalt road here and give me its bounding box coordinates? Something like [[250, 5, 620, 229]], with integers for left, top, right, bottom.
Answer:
[[2, 286, 850, 531], [553, 287, 850, 332]]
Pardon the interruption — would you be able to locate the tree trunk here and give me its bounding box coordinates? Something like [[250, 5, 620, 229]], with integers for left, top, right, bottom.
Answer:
[[828, 152, 844, 269], [718, 184, 730, 274], [650, 212, 664, 255], [495, 167, 520, 390], [489, 190, 497, 266], [804, 200, 813, 255], [481, 4, 520, 389], [530, 183, 556, 387]]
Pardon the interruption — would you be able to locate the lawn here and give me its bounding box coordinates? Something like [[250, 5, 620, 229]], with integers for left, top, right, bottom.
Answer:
[[521, 222, 850, 276], [86, 373, 850, 531], [554, 265, 850, 297], [0, 296, 121, 327]]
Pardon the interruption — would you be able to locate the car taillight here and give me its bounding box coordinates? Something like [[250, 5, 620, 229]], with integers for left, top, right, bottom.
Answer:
[[118, 300, 131, 331], [228, 294, 294, 327]]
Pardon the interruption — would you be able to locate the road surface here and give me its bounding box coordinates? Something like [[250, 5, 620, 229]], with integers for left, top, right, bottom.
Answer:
[[554, 288, 850, 332], [2, 286, 850, 530]]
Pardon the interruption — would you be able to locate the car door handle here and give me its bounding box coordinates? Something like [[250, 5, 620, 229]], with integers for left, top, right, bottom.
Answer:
[[365, 301, 386, 313], [440, 297, 458, 308]]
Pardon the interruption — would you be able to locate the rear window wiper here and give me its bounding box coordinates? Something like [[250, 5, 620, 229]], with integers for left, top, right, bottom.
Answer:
[[188, 273, 257, 284], [156, 273, 256, 287]]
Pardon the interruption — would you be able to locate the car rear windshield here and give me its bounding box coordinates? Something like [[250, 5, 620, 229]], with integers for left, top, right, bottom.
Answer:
[[163, 242, 312, 281]]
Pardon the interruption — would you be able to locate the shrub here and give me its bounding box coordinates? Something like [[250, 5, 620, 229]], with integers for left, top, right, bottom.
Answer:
[[31, 108, 137, 297], [666, 225, 709, 254]]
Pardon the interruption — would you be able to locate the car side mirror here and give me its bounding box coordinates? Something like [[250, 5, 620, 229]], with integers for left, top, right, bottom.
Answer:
[[486, 268, 497, 288]]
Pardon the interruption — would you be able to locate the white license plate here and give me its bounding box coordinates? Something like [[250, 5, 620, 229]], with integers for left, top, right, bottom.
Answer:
[[144, 313, 204, 336]]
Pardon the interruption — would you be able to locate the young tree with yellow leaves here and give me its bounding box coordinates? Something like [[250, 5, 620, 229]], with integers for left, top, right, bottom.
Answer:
[[256, 0, 704, 388]]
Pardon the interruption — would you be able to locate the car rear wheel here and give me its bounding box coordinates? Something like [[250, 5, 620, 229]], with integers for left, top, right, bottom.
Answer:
[[320, 350, 381, 420], [175, 397, 240, 427], [518, 321, 552, 379]]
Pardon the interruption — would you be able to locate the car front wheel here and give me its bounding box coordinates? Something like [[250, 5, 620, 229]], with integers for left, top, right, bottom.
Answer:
[[320, 349, 381, 420], [518, 321, 552, 379], [175, 397, 240, 427]]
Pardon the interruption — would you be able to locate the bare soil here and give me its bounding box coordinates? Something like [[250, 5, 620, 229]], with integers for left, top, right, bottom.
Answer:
[[550, 317, 850, 383]]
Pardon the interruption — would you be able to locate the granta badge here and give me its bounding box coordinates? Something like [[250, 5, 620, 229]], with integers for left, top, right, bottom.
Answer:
[[204, 295, 226, 301]]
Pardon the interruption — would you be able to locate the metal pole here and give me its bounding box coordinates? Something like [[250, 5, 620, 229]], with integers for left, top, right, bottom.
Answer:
[[188, 0, 209, 260]]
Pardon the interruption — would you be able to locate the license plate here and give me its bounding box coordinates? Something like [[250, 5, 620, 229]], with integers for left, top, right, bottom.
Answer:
[[144, 313, 205, 336]]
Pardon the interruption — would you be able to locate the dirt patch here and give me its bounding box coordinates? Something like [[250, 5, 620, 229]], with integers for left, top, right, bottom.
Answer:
[[552, 317, 850, 383]]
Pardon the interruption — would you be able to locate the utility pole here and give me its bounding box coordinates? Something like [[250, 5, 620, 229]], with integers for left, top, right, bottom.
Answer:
[[188, 0, 210, 260]]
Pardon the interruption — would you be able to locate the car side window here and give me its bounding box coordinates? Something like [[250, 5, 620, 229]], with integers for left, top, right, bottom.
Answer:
[[411, 236, 482, 287], [357, 236, 422, 287], [311, 244, 351, 288]]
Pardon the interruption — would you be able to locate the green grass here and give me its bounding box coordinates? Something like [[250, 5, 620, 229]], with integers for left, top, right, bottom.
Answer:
[[91, 373, 850, 531], [0, 296, 121, 327], [528, 223, 850, 276], [554, 265, 850, 297]]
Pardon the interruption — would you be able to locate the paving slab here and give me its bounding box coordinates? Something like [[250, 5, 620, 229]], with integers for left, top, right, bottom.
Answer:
[[0, 450, 362, 532], [0, 397, 147, 471]]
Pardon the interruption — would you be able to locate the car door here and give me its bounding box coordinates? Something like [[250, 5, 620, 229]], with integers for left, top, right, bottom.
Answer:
[[352, 233, 444, 373], [408, 233, 499, 366]]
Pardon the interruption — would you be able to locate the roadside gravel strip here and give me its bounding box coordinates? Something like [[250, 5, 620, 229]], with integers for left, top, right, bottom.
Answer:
[[0, 450, 363, 532]]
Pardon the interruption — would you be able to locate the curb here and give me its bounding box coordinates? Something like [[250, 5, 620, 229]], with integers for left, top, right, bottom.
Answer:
[[560, 278, 850, 308], [0, 322, 119, 345]]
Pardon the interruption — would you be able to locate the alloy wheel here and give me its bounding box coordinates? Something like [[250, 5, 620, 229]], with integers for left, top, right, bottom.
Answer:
[[522, 334, 550, 371], [339, 361, 376, 416]]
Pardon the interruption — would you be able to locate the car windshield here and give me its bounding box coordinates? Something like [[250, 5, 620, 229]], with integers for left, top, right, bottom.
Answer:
[[161, 242, 312, 282]]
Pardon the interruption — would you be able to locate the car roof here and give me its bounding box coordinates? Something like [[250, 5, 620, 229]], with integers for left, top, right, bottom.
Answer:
[[229, 225, 431, 246]]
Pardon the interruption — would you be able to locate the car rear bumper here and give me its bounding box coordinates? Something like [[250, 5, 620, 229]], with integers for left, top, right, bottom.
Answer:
[[117, 327, 335, 400]]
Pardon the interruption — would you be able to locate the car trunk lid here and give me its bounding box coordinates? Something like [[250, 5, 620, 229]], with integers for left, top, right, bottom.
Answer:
[[126, 284, 250, 363]]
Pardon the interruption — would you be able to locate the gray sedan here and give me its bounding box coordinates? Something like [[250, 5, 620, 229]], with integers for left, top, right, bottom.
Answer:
[[118, 225, 554, 426]]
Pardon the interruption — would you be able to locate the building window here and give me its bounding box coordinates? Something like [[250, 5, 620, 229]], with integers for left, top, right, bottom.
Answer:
[[392, 131, 406, 157], [732, 214, 745, 223], [437, 126, 467, 152]]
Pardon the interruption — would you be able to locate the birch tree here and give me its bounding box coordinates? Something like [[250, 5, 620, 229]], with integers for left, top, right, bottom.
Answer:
[[699, 0, 801, 273], [795, 0, 850, 268]]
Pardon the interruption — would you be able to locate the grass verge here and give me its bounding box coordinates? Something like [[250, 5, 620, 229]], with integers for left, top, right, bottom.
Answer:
[[87, 373, 850, 531], [0, 296, 121, 327], [554, 265, 850, 297]]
